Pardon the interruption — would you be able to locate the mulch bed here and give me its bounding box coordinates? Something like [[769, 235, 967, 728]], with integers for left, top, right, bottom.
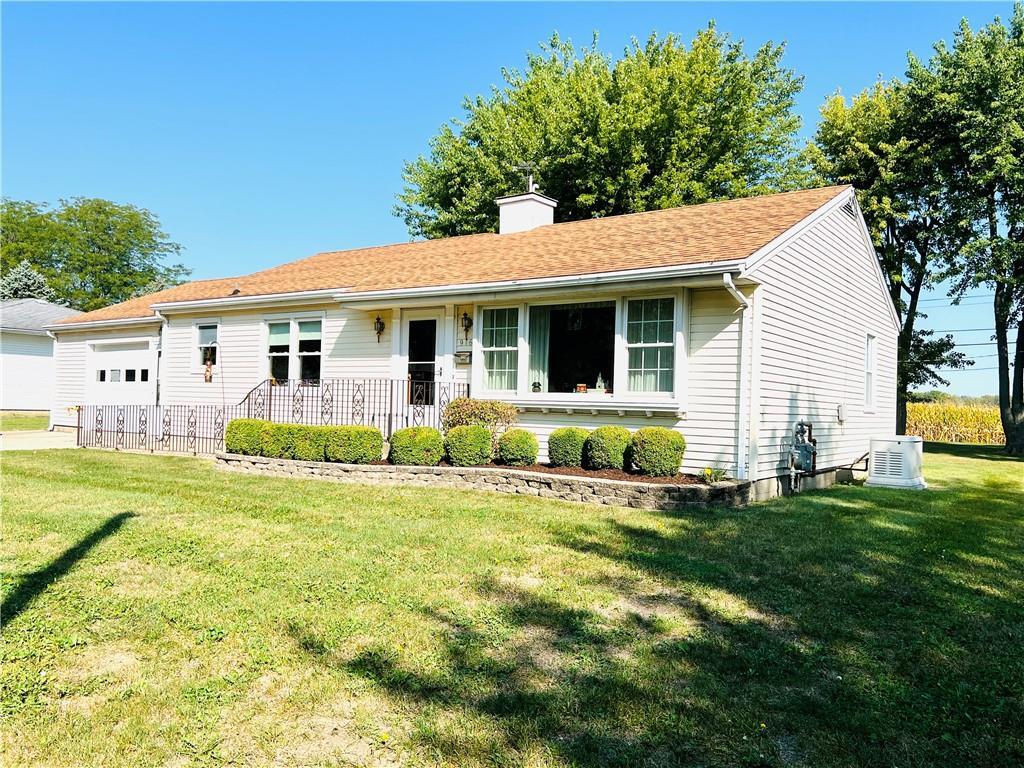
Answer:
[[436, 460, 704, 485]]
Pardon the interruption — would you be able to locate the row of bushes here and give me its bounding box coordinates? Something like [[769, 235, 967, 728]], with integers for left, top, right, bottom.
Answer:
[[224, 419, 539, 467], [226, 419, 384, 463], [905, 401, 1004, 445], [549, 425, 686, 476], [391, 424, 539, 466]]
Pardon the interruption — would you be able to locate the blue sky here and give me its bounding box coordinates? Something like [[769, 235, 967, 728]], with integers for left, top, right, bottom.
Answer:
[[2, 1, 1016, 395]]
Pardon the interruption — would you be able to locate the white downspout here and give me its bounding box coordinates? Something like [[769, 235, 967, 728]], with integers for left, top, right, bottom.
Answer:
[[154, 310, 167, 406], [46, 330, 58, 431], [723, 274, 750, 480]]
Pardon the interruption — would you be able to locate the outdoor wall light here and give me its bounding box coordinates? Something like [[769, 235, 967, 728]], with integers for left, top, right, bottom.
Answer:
[[374, 315, 385, 342], [461, 311, 473, 339]]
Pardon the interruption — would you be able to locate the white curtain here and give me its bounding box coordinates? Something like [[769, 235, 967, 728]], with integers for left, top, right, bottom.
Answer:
[[528, 306, 550, 392]]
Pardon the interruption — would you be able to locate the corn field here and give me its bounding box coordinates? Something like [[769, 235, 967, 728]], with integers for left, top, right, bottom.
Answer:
[[905, 402, 1005, 445]]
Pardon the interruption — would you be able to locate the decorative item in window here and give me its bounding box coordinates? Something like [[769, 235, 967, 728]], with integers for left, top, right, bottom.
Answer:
[[575, 383, 588, 393], [595, 373, 607, 392], [461, 311, 473, 340], [204, 360, 214, 383], [198, 324, 218, 366], [531, 381, 542, 393], [374, 315, 385, 342]]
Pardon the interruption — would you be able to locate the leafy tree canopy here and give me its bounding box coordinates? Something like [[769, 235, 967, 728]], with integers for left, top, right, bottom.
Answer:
[[0, 259, 57, 302], [1, 197, 189, 312], [396, 28, 811, 239], [810, 79, 971, 431], [904, 3, 1024, 450]]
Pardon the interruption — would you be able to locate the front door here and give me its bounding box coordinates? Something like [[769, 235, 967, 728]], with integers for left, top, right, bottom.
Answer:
[[403, 311, 442, 406]]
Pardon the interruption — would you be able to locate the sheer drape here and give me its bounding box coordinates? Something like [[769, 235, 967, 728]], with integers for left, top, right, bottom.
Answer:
[[528, 306, 550, 392]]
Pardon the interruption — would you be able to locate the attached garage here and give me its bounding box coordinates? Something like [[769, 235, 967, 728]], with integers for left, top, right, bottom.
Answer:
[[85, 338, 158, 406]]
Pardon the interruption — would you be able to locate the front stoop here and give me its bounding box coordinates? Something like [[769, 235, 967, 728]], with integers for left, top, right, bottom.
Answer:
[[214, 452, 752, 510]]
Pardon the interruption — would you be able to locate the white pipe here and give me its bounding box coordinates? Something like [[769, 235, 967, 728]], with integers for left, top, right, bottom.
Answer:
[[722, 272, 749, 308], [723, 273, 750, 480]]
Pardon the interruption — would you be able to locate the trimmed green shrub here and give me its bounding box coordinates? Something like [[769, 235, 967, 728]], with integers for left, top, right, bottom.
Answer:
[[630, 427, 686, 476], [324, 426, 384, 464], [259, 422, 291, 459], [445, 425, 492, 467], [497, 428, 538, 466], [291, 425, 330, 462], [225, 419, 265, 456], [584, 426, 632, 471], [547, 427, 590, 467], [389, 426, 444, 466], [441, 397, 518, 448]]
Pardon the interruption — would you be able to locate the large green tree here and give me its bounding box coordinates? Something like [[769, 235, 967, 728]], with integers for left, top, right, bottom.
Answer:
[[906, 5, 1024, 452], [811, 81, 971, 433], [1, 197, 189, 312], [396, 28, 811, 239]]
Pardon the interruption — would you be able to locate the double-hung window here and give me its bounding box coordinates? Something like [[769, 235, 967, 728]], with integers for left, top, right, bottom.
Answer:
[[266, 318, 323, 383], [626, 297, 675, 393], [197, 324, 218, 367], [297, 320, 322, 382], [267, 322, 291, 381], [482, 307, 518, 391]]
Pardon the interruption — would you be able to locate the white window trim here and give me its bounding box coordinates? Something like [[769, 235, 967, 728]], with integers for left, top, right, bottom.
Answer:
[[474, 304, 521, 396], [190, 317, 221, 374], [864, 333, 876, 412], [471, 289, 687, 408], [261, 311, 326, 381], [622, 294, 679, 398]]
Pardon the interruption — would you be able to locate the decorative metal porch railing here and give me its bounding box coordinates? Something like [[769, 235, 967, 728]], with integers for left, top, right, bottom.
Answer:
[[76, 377, 469, 455]]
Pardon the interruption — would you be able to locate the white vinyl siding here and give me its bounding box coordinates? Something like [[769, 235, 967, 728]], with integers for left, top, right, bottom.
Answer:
[[745, 204, 898, 480], [0, 332, 54, 411], [158, 304, 393, 407]]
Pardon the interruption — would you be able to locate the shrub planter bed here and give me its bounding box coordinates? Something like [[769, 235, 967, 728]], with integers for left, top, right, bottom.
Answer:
[[215, 452, 751, 509]]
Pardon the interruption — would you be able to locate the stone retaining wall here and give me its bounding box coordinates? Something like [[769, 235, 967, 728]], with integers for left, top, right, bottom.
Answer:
[[215, 453, 751, 510]]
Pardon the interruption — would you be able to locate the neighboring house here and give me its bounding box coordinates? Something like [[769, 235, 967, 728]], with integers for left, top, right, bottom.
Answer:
[[1, 298, 82, 413], [48, 185, 898, 494]]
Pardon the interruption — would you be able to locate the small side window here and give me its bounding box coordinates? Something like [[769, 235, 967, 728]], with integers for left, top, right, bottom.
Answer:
[[125, 369, 136, 382], [140, 369, 149, 382], [97, 370, 106, 382], [110, 369, 121, 383]]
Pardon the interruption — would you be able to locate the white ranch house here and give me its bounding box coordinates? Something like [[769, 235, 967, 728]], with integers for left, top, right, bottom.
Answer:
[[48, 185, 898, 495]]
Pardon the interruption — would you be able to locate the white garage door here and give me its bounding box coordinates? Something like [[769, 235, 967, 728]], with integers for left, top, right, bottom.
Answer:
[[86, 340, 158, 405]]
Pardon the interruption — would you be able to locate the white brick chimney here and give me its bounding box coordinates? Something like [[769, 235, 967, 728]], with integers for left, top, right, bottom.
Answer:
[[497, 178, 557, 234]]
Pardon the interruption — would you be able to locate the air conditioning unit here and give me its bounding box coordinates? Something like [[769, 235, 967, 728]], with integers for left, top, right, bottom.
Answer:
[[866, 436, 926, 490]]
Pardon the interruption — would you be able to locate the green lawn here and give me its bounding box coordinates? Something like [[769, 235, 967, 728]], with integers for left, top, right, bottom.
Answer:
[[0, 412, 49, 432], [2, 445, 1021, 767]]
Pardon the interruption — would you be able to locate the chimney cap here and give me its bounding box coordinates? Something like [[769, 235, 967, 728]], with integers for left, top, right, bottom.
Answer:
[[495, 190, 558, 207]]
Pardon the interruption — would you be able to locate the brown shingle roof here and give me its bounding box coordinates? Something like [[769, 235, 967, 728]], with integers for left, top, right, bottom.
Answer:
[[55, 185, 849, 326]]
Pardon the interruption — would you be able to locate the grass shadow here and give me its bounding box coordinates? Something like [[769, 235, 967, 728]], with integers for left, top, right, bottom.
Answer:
[[2, 512, 135, 628]]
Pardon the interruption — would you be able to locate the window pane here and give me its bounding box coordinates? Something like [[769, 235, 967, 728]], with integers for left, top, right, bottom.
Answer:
[[198, 324, 217, 345], [201, 346, 217, 365], [270, 356, 289, 381], [97, 370, 105, 382], [140, 369, 149, 382], [299, 337, 321, 354], [483, 308, 518, 349], [300, 354, 321, 381], [125, 369, 136, 382], [298, 320, 321, 340], [484, 350, 517, 390], [268, 322, 290, 353], [110, 369, 121, 383]]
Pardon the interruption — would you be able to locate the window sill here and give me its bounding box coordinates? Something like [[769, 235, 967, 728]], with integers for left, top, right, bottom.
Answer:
[[497, 396, 685, 418]]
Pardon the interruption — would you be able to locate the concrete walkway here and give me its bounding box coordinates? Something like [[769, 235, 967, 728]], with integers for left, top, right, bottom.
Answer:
[[0, 430, 77, 451]]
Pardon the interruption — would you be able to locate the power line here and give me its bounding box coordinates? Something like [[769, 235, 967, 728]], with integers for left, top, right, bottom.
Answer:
[[918, 292, 992, 303]]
